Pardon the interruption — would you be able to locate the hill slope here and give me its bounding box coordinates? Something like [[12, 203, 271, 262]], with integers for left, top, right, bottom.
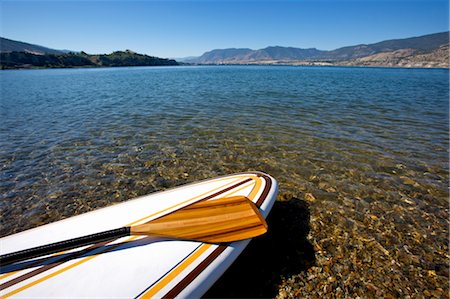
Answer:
[[189, 32, 449, 66], [1, 50, 179, 69], [339, 44, 449, 68], [190, 48, 253, 63], [325, 32, 449, 60], [0, 37, 68, 55]]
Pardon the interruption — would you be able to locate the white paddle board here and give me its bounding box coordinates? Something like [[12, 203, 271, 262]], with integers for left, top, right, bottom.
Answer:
[[0, 172, 278, 298]]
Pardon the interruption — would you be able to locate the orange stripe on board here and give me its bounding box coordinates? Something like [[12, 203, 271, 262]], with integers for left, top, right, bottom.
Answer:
[[248, 176, 263, 201], [1, 175, 255, 297], [162, 245, 227, 299], [0, 270, 20, 281], [140, 244, 212, 299]]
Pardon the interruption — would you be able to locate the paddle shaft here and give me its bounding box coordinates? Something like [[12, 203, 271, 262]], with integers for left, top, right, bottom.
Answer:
[[1, 196, 267, 265], [0, 227, 130, 265]]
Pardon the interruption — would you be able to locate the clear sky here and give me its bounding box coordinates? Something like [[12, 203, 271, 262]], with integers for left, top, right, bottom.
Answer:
[[1, 0, 448, 58]]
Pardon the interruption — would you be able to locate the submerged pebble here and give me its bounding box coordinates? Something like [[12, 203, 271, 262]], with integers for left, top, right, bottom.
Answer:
[[1, 66, 448, 298]]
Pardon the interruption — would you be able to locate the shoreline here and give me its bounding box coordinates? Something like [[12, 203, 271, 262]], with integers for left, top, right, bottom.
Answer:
[[188, 61, 450, 69], [0, 64, 184, 71], [1, 63, 449, 71]]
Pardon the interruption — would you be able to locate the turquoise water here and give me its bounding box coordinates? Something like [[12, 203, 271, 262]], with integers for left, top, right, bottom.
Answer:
[[0, 66, 448, 294]]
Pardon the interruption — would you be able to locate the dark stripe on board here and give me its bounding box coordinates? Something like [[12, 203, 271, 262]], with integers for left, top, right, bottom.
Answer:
[[162, 245, 228, 299], [256, 174, 272, 207]]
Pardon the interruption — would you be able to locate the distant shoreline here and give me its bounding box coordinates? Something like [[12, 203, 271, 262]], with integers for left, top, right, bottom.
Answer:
[[0, 50, 179, 70], [0, 64, 183, 71], [187, 62, 449, 69], [1, 63, 448, 71]]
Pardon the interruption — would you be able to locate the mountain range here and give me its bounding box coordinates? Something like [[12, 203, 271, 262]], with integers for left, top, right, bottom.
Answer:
[[185, 32, 449, 68], [1, 31, 448, 68]]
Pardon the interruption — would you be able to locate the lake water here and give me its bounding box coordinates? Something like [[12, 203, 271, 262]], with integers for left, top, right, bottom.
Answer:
[[0, 66, 448, 296]]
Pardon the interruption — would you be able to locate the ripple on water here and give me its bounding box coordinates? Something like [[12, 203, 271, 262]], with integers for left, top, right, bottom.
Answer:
[[0, 66, 448, 297]]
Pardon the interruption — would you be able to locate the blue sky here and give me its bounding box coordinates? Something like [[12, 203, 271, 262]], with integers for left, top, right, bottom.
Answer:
[[1, 0, 448, 58]]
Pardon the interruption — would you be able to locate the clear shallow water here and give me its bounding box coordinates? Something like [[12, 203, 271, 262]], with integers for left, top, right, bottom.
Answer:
[[1, 66, 448, 296]]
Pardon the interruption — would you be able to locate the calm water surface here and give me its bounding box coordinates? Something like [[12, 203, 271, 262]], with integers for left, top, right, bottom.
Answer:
[[0, 66, 448, 296]]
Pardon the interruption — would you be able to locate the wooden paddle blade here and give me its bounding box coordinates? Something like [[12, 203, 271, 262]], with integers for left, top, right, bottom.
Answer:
[[130, 196, 268, 243]]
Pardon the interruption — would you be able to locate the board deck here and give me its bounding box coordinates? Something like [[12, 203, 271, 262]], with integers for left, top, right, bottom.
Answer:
[[0, 172, 278, 298]]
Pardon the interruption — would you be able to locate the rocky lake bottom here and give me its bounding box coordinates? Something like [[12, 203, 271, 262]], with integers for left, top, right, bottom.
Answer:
[[1, 66, 448, 298]]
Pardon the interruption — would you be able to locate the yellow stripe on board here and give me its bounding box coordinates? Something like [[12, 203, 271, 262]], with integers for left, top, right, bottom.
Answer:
[[138, 176, 263, 298], [248, 176, 262, 201], [0, 270, 20, 281], [1, 175, 255, 297], [140, 244, 212, 299]]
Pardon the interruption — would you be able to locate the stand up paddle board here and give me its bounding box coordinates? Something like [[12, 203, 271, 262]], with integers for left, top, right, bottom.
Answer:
[[0, 172, 278, 298]]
